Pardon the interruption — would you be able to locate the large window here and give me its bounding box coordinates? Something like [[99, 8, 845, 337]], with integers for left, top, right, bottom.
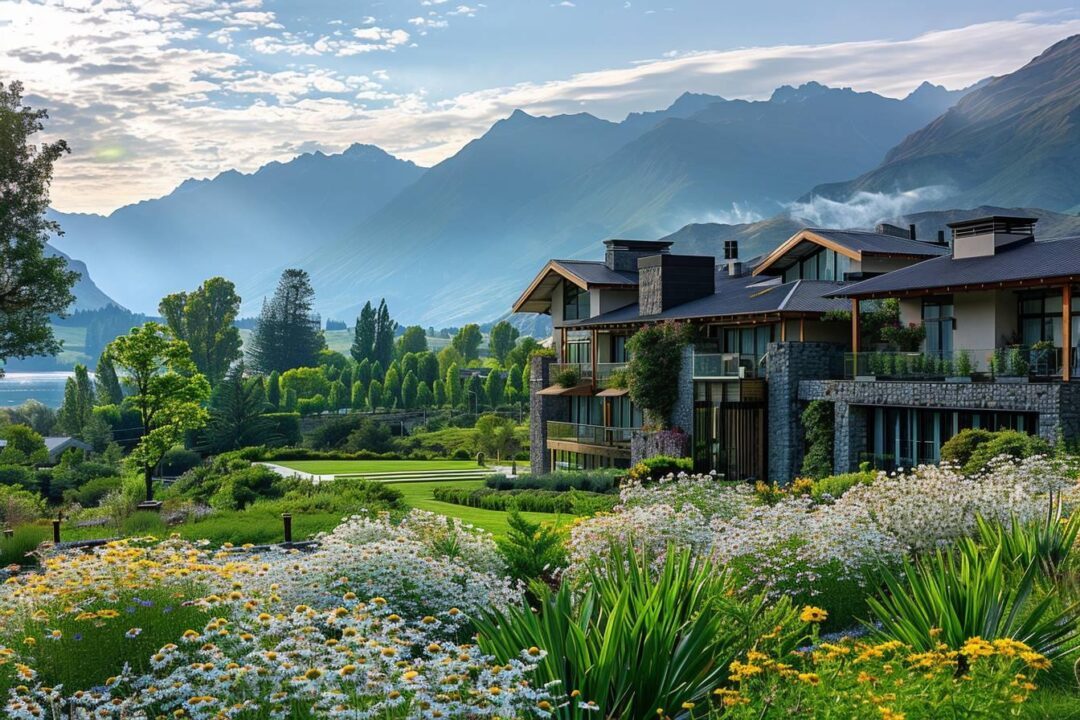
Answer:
[[563, 283, 590, 321], [723, 325, 773, 360], [781, 246, 851, 283], [922, 297, 954, 355], [1019, 292, 1063, 346]]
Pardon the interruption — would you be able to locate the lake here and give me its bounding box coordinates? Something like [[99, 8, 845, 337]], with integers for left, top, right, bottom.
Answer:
[[0, 372, 77, 409]]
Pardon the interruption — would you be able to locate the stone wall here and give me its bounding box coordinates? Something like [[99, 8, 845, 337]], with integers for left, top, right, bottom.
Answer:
[[528, 355, 561, 475], [766, 342, 845, 483], [631, 428, 691, 466], [800, 379, 1080, 471], [630, 345, 694, 465]]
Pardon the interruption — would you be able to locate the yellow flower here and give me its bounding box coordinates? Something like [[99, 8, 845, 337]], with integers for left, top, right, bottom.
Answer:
[[798, 672, 820, 685], [799, 606, 828, 624], [878, 708, 905, 720], [1020, 651, 1051, 671]]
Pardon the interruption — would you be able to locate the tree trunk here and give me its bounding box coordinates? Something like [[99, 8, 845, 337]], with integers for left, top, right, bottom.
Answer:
[[144, 464, 154, 502]]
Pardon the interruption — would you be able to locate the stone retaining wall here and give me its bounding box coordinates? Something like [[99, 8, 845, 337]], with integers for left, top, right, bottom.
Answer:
[[528, 355, 560, 474]]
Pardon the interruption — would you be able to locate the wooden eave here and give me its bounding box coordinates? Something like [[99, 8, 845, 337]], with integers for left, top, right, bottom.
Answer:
[[752, 230, 862, 276], [511, 261, 637, 314], [837, 275, 1080, 301]]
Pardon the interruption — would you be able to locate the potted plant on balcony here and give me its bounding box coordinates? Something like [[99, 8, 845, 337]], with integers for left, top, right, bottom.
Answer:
[[603, 368, 629, 390], [553, 365, 581, 389], [946, 350, 973, 383], [1029, 340, 1056, 377], [999, 346, 1030, 383]]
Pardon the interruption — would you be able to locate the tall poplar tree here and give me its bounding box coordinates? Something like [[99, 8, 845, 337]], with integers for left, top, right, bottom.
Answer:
[[351, 301, 376, 364], [372, 299, 397, 368]]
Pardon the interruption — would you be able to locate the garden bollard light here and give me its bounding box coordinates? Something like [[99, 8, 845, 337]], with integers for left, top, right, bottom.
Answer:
[[282, 513, 293, 544], [3, 528, 11, 539], [511, 460, 517, 476], [52, 519, 61, 544]]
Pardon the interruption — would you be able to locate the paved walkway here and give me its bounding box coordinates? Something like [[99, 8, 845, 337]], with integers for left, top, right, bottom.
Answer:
[[256, 462, 520, 486], [257, 462, 335, 484]]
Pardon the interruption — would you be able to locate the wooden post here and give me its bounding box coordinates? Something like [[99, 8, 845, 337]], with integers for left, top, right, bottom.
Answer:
[[1064, 284, 1073, 382], [52, 519, 61, 544], [4, 528, 13, 539], [799, 317, 805, 342], [780, 319, 787, 342], [591, 329, 598, 386], [851, 299, 861, 376], [282, 513, 293, 544]]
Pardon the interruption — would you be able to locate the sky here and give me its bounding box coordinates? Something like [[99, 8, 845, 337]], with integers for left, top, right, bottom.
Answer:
[[1, 0, 1077, 213]]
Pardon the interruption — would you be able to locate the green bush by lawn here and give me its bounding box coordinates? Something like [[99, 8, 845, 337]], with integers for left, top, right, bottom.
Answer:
[[432, 486, 617, 515]]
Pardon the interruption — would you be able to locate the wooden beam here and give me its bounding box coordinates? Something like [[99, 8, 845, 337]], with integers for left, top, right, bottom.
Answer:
[[1064, 284, 1073, 382], [780, 320, 787, 342], [851, 299, 861, 353], [591, 329, 598, 387], [799, 317, 805, 342]]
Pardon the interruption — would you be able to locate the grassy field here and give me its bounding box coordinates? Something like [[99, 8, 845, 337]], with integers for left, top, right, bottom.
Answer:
[[272, 459, 483, 475], [385, 479, 568, 536]]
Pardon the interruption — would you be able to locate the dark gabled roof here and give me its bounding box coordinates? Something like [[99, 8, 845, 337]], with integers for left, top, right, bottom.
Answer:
[[512, 259, 638, 314], [753, 228, 949, 276], [551, 260, 638, 286], [829, 235, 1080, 299], [808, 229, 951, 257], [565, 279, 849, 328]]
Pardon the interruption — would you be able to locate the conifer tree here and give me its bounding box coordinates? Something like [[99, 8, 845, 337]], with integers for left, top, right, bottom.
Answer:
[[351, 301, 376, 364], [95, 352, 124, 405], [247, 269, 324, 373]]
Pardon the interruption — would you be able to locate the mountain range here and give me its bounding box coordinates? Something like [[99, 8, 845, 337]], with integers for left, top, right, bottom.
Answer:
[[46, 34, 1080, 329], [48, 79, 969, 325]]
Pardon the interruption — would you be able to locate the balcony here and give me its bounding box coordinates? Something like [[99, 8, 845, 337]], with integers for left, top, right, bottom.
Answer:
[[548, 362, 628, 387], [547, 421, 635, 449], [692, 352, 759, 379], [845, 346, 1075, 381]]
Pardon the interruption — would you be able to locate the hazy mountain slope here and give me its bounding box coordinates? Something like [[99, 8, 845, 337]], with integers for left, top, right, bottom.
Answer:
[[809, 35, 1080, 212], [302, 83, 969, 325], [44, 243, 120, 311], [49, 145, 425, 313]]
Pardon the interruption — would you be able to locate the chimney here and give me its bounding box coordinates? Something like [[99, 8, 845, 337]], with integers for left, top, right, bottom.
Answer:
[[947, 216, 1037, 259], [604, 239, 673, 272], [723, 240, 744, 276], [909, 224, 917, 240], [638, 254, 715, 316], [875, 222, 911, 239], [937, 230, 947, 246]]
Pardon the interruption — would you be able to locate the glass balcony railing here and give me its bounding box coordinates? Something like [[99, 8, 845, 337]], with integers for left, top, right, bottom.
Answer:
[[550, 363, 592, 383], [692, 352, 759, 379], [596, 362, 628, 384], [547, 421, 636, 447], [845, 346, 1070, 381]]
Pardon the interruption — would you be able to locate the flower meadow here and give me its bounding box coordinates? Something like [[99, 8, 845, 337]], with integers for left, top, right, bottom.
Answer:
[[0, 455, 1075, 717]]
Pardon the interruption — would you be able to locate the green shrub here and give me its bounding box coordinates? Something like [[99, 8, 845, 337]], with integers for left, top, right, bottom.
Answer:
[[552, 366, 581, 388], [868, 535, 1079, 659], [976, 501, 1079, 581], [496, 511, 566, 585], [0, 524, 49, 566], [800, 399, 834, 479], [296, 394, 327, 416], [120, 511, 168, 537], [811, 470, 875, 501], [625, 322, 691, 426], [262, 413, 301, 446], [964, 430, 1049, 475], [626, 454, 693, 481], [0, 464, 36, 492], [475, 545, 801, 720], [159, 447, 202, 476], [486, 469, 621, 493], [940, 428, 994, 467], [431, 486, 615, 515], [66, 475, 122, 507]]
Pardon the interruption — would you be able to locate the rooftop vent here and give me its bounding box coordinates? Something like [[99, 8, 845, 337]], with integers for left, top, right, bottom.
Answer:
[[723, 240, 745, 276], [603, 239, 673, 272], [946, 216, 1037, 259]]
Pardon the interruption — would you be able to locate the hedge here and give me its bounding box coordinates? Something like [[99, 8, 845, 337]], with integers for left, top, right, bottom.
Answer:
[[431, 486, 617, 515]]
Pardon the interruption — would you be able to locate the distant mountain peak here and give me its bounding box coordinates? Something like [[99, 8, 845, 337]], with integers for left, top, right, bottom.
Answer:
[[769, 81, 837, 103]]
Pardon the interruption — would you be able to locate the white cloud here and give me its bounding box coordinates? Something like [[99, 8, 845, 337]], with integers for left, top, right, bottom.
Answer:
[[787, 187, 953, 227], [2, 3, 1077, 214]]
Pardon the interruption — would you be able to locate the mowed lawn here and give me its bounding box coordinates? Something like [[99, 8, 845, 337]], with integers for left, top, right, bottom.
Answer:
[[273, 459, 482, 475], [270, 459, 565, 536], [386, 480, 569, 537]]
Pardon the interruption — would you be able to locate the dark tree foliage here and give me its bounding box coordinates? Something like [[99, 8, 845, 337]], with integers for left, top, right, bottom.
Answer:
[[351, 301, 376, 364], [452, 323, 483, 363], [159, 276, 243, 386], [94, 351, 124, 405], [0, 81, 77, 370], [373, 299, 396, 368], [396, 325, 427, 357], [626, 322, 691, 428], [201, 364, 276, 453], [82, 305, 150, 358], [488, 321, 520, 366], [247, 269, 325, 373], [800, 399, 834, 479]]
